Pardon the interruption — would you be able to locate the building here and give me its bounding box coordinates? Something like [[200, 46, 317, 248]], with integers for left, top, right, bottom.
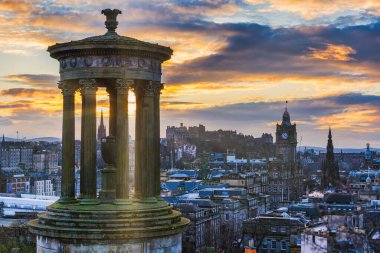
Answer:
[[321, 128, 340, 189], [176, 202, 220, 253], [0, 167, 30, 194], [32, 150, 59, 172], [0, 139, 34, 169], [33, 180, 55, 196], [266, 105, 303, 205], [243, 210, 308, 253]]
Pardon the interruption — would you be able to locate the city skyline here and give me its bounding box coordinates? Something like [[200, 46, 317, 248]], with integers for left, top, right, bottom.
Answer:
[[1, 1, 380, 148]]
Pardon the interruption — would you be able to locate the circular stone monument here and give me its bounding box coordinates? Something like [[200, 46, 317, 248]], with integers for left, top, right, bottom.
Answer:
[[28, 9, 189, 253]]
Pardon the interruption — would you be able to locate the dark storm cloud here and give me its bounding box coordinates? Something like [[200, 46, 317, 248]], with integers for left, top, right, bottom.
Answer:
[[166, 20, 380, 83], [331, 93, 380, 106]]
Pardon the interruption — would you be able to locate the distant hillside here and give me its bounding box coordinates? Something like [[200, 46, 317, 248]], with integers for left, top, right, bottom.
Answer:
[[28, 137, 61, 143], [299, 146, 380, 153], [1, 137, 61, 143]]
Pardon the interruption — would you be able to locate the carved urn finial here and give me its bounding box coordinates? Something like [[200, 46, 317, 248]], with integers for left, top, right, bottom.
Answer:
[[101, 9, 122, 34]]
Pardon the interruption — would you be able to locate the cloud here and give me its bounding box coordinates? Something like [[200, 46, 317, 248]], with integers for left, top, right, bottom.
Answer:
[[248, 0, 380, 20], [165, 21, 380, 86], [309, 44, 356, 61], [2, 74, 59, 88], [0, 88, 58, 97]]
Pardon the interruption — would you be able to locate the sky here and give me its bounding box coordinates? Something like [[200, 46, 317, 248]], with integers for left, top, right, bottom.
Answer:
[[0, 0, 380, 148]]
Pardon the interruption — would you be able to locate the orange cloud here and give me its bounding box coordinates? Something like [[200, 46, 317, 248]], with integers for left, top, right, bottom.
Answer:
[[249, 0, 380, 20], [318, 107, 380, 132], [309, 44, 356, 61]]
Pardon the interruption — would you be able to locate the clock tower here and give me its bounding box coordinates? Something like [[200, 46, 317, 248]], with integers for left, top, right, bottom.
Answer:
[[275, 103, 297, 163]]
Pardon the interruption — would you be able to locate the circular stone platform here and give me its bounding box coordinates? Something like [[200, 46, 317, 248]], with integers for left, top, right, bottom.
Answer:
[[29, 201, 188, 252]]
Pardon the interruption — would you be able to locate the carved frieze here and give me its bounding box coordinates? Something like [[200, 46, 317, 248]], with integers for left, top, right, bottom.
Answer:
[[60, 56, 161, 72]]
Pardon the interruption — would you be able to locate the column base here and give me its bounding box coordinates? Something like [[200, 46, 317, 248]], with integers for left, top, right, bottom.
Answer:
[[134, 197, 158, 204], [80, 198, 100, 205], [113, 198, 131, 205], [58, 197, 78, 204], [156, 195, 164, 201]]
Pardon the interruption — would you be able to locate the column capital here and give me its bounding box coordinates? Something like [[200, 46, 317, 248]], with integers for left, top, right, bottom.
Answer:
[[115, 78, 133, 95], [135, 80, 162, 97], [79, 78, 97, 95], [58, 81, 76, 96]]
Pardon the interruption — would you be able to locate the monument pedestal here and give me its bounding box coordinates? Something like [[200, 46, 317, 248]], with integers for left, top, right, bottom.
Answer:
[[36, 234, 182, 253], [30, 201, 187, 253]]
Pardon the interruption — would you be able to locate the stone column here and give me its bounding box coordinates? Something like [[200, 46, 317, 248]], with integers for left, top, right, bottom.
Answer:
[[79, 78, 99, 205], [134, 80, 160, 202], [58, 81, 77, 203], [154, 82, 164, 199], [114, 78, 132, 204], [107, 87, 117, 137]]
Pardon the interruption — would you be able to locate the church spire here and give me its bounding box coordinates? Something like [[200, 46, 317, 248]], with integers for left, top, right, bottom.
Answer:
[[322, 127, 340, 189], [2, 134, 4, 143], [97, 109, 106, 141], [100, 109, 104, 126]]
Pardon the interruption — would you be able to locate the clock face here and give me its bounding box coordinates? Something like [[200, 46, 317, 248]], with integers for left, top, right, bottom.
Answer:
[[281, 132, 288, 139]]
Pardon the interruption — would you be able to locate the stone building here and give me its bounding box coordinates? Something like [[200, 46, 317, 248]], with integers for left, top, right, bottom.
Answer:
[[0, 140, 34, 168], [266, 105, 303, 205], [243, 211, 308, 253], [176, 202, 220, 253], [32, 150, 58, 172]]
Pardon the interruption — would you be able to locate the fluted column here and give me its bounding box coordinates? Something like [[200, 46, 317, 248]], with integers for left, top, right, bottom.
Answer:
[[107, 87, 117, 137], [58, 81, 77, 203], [154, 82, 164, 199], [134, 80, 161, 202], [79, 78, 99, 205], [114, 78, 132, 204]]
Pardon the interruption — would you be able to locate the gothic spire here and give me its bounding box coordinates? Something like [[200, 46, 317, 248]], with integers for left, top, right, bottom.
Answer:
[[100, 109, 104, 126]]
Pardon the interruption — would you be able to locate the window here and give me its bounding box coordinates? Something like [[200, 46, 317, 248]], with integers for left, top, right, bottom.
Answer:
[[281, 241, 287, 250], [271, 240, 277, 249], [262, 239, 267, 249], [280, 227, 286, 233], [271, 226, 276, 233]]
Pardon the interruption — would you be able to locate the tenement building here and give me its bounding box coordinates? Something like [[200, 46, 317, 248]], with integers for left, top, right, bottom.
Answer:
[[266, 104, 303, 205], [28, 9, 188, 252]]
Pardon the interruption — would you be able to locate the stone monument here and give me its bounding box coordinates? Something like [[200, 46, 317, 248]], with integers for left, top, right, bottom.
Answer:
[[28, 9, 189, 252]]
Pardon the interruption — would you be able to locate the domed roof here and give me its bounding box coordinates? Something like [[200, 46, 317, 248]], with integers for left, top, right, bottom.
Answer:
[[47, 9, 172, 61]]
